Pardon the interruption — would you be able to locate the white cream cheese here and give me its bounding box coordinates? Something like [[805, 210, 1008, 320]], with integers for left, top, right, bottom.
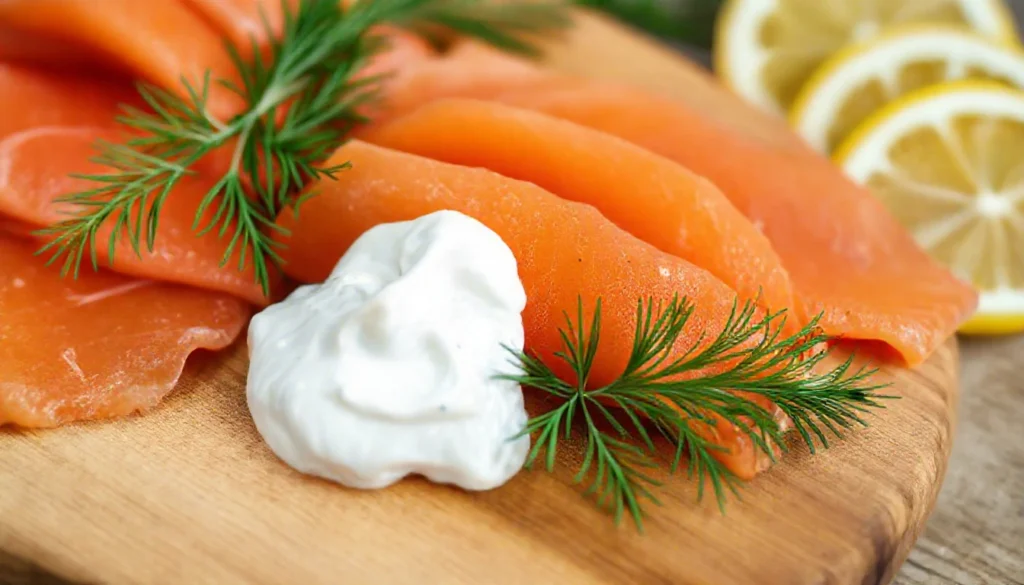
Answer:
[[246, 210, 530, 491]]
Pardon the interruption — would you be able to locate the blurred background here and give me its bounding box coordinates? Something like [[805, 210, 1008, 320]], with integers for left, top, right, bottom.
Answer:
[[587, 0, 1024, 62], [582, 0, 723, 53]]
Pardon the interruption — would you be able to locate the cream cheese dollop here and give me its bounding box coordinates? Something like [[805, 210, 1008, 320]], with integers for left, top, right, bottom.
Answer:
[[246, 210, 530, 491]]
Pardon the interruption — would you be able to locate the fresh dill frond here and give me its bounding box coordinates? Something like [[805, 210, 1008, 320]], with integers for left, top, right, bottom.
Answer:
[[37, 0, 571, 296], [502, 296, 893, 530]]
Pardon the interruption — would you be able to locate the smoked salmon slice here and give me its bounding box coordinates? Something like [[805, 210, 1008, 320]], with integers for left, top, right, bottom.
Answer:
[[0, 64, 137, 138], [488, 84, 978, 365], [359, 26, 438, 80], [0, 233, 249, 428], [275, 140, 785, 479], [360, 46, 975, 365], [0, 126, 274, 306], [0, 217, 35, 237], [0, 0, 243, 120], [361, 41, 565, 127], [182, 0, 294, 52], [365, 98, 799, 325], [183, 0, 435, 75], [0, 0, 436, 124]]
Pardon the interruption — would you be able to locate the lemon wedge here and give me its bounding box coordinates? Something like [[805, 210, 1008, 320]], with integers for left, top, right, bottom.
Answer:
[[836, 81, 1024, 334], [714, 0, 1019, 115], [791, 26, 1024, 154]]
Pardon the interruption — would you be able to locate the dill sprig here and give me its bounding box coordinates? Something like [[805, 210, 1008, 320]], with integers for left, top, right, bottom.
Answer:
[[36, 0, 571, 296], [502, 296, 893, 530]]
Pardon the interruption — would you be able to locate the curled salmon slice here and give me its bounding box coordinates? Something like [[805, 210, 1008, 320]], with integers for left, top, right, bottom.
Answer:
[[0, 217, 36, 238], [275, 140, 786, 479], [181, 0, 294, 52], [489, 83, 979, 365], [0, 63, 137, 137], [0, 126, 276, 305], [365, 98, 799, 328], [358, 45, 976, 365], [358, 40, 567, 128], [0, 0, 244, 120], [0, 234, 249, 428], [183, 0, 435, 73]]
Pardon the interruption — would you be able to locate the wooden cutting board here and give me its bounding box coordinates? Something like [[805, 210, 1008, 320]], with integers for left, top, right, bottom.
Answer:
[[0, 11, 960, 585]]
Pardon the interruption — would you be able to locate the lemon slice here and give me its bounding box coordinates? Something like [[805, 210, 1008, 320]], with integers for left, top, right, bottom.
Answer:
[[791, 26, 1024, 154], [836, 81, 1024, 334], [714, 0, 1019, 115]]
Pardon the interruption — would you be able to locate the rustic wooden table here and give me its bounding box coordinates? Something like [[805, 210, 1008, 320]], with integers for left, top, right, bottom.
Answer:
[[894, 335, 1024, 585], [892, 1, 1024, 581]]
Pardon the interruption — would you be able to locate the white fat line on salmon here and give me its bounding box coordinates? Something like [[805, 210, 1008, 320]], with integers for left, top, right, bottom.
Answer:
[[61, 348, 87, 383], [0, 126, 101, 184], [68, 280, 154, 307]]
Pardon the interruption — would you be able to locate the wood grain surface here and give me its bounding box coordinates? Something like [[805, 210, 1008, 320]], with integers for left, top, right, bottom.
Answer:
[[0, 10, 969, 585], [0, 335, 960, 585], [895, 335, 1024, 585]]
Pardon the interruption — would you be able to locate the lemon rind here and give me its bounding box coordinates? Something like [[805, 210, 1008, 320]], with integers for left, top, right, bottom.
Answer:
[[834, 80, 1024, 320], [834, 79, 1024, 171], [714, 0, 1020, 115], [959, 313, 1024, 335], [790, 24, 1024, 152], [713, 0, 780, 114]]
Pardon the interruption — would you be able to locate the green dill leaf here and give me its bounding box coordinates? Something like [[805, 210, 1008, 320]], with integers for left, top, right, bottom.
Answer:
[[503, 294, 893, 529], [38, 0, 570, 296]]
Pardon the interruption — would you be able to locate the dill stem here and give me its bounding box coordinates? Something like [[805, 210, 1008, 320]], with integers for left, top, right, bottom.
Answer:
[[228, 123, 254, 174], [208, 116, 230, 133], [253, 79, 309, 118], [225, 77, 311, 178]]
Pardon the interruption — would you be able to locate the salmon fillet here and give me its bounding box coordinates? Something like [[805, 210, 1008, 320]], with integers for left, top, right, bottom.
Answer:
[[0, 49, 257, 428], [0, 63, 137, 137], [0, 0, 244, 120], [275, 140, 786, 479], [0, 0, 436, 124], [361, 41, 566, 127], [0, 234, 249, 428], [0, 217, 36, 237], [364, 48, 976, 364], [365, 98, 799, 325], [490, 84, 978, 365], [181, 0, 294, 52], [0, 45, 277, 304], [0, 126, 274, 306], [183, 0, 435, 75]]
